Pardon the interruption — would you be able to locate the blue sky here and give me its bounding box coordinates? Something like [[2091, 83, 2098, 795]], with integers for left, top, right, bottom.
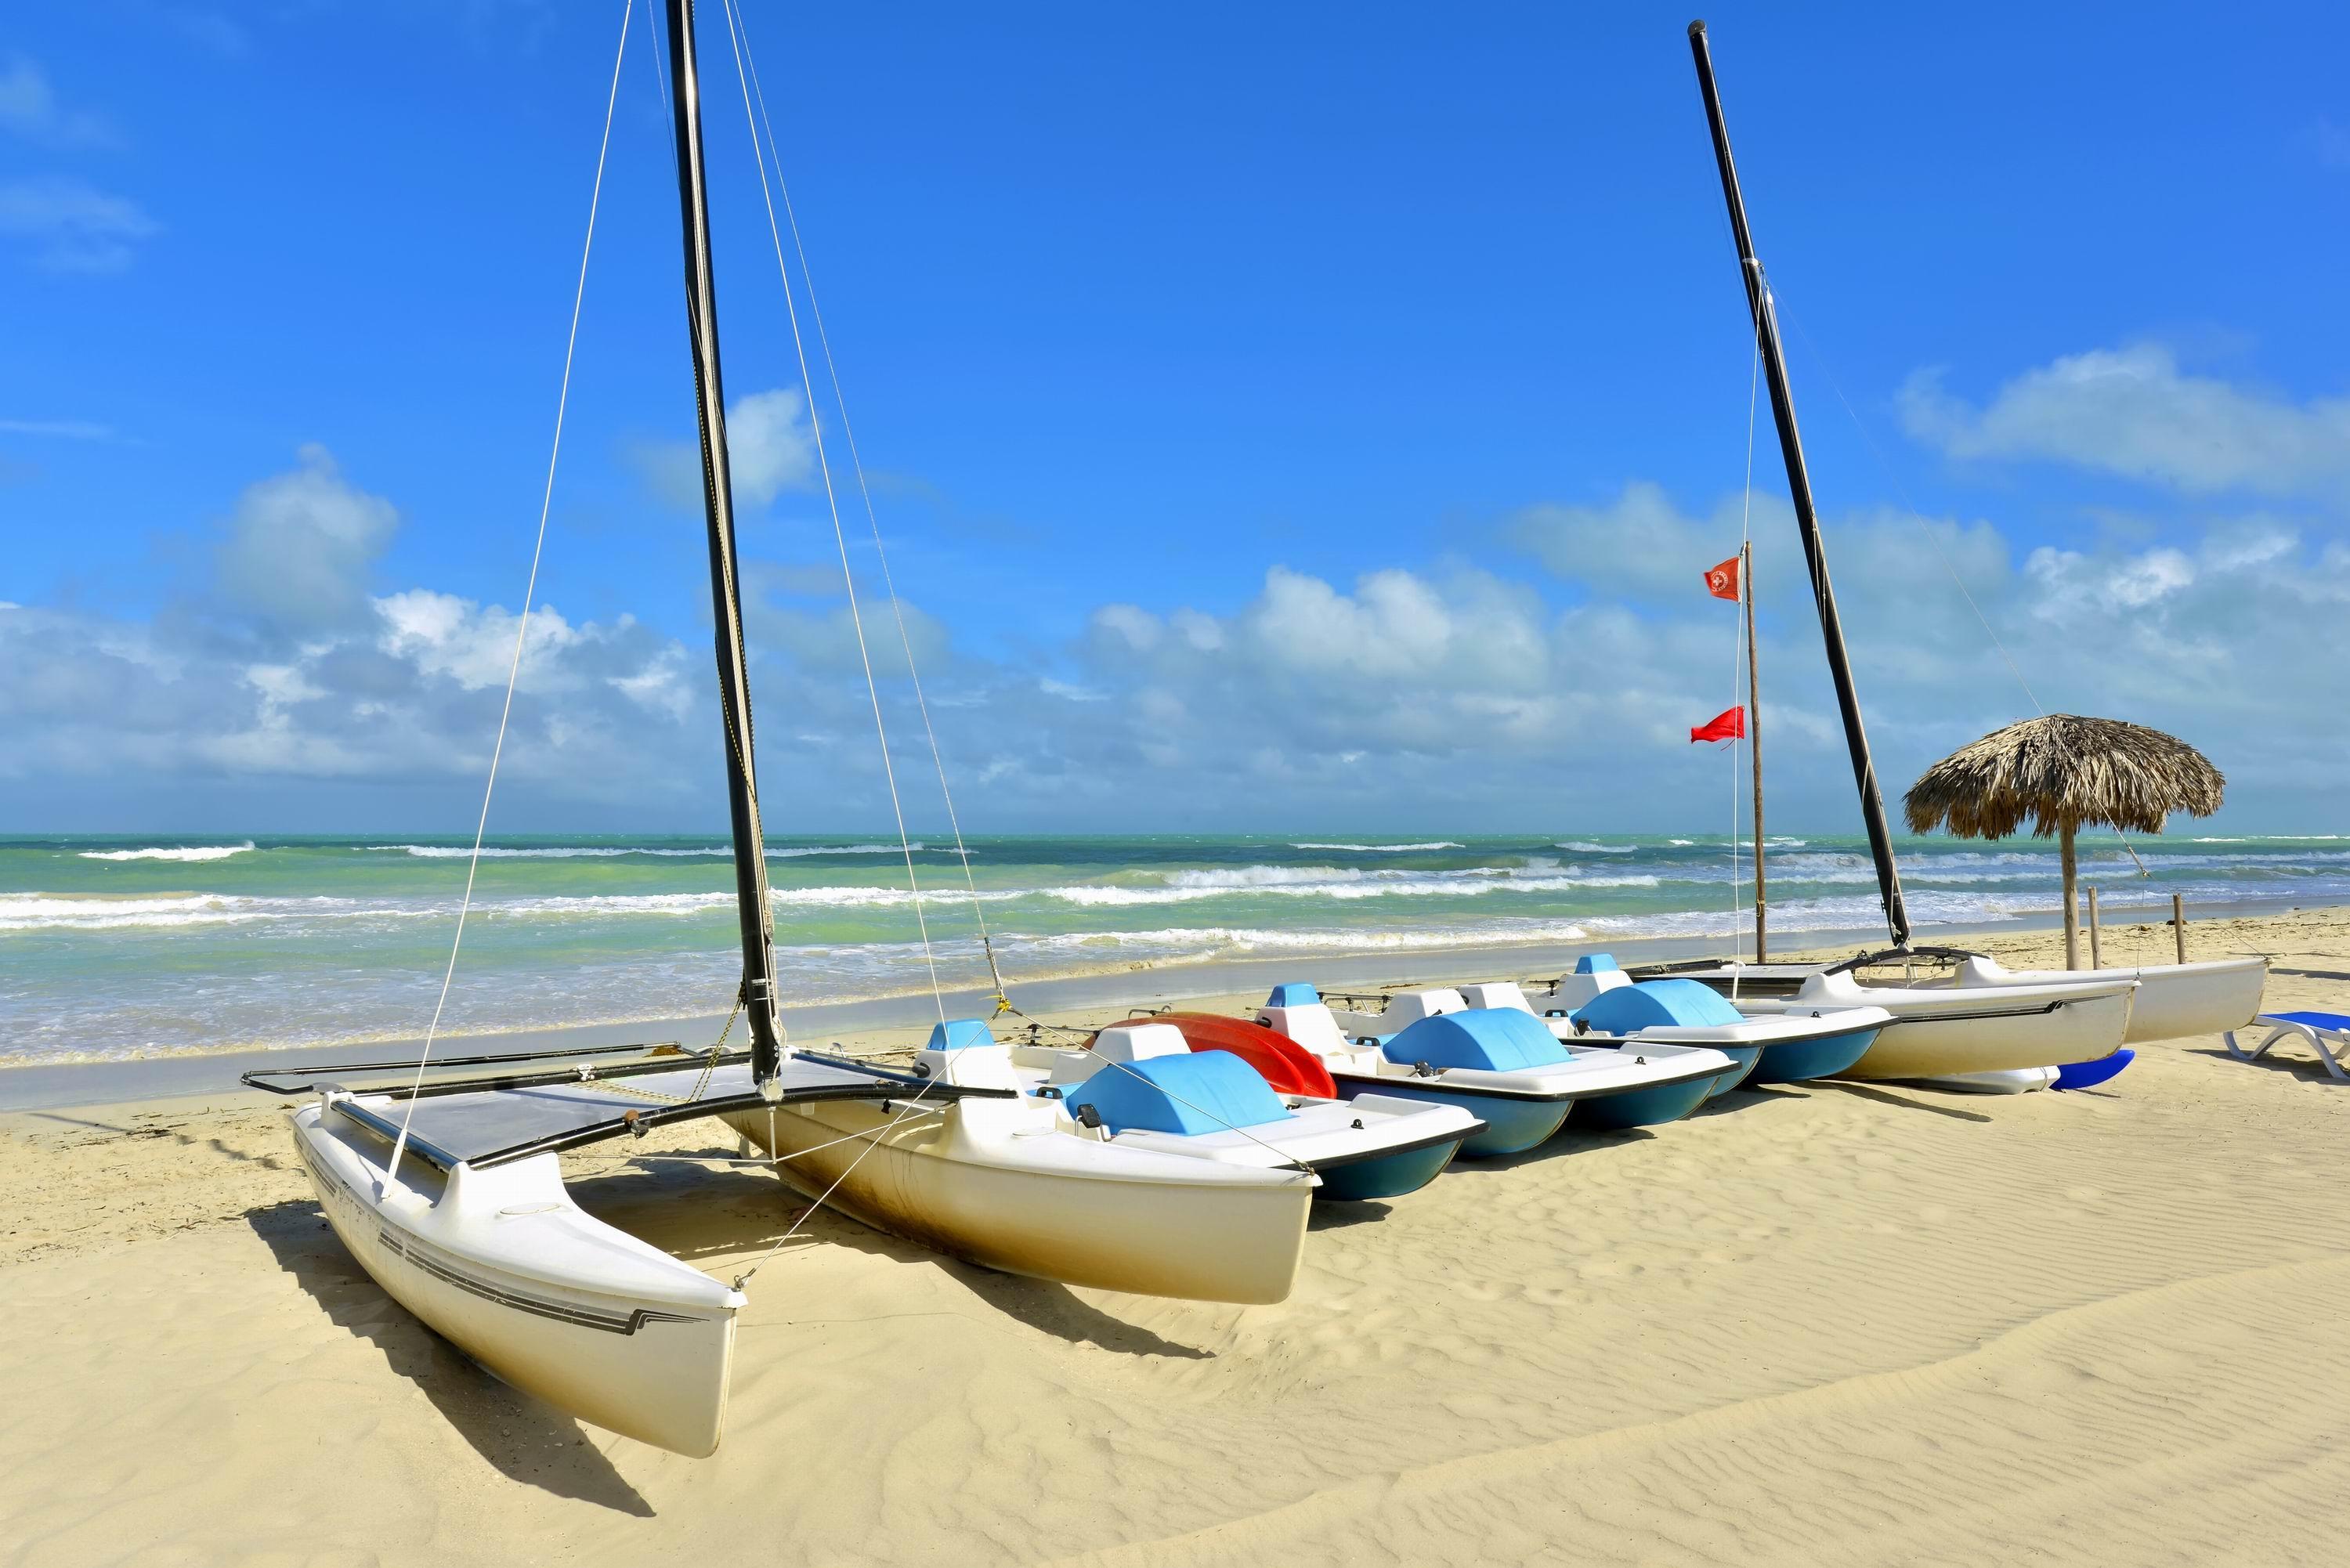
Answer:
[[3, 1, 2347, 835]]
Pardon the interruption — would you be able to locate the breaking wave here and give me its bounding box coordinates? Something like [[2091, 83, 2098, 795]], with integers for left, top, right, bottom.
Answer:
[[373, 842, 917, 860], [0, 892, 385, 932], [78, 843, 256, 863]]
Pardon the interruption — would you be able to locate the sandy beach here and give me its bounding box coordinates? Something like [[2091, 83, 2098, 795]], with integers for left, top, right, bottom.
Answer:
[[6, 905, 2350, 1566]]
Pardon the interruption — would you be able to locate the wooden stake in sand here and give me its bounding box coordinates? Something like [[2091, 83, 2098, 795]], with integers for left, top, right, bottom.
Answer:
[[2087, 886, 2102, 968], [2174, 891, 2188, 963]]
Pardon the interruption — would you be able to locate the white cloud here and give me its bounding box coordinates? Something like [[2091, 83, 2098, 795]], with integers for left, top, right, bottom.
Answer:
[[0, 446, 711, 816], [725, 388, 819, 504], [751, 595, 949, 679], [4, 431, 2345, 830], [213, 445, 397, 631], [375, 590, 589, 692], [1899, 344, 2350, 497], [638, 386, 816, 510], [0, 56, 118, 149], [0, 175, 159, 273], [1510, 480, 1773, 600]]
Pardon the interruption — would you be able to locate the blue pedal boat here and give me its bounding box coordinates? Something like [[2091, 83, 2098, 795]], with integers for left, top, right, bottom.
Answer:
[[1007, 1020, 1483, 1201]]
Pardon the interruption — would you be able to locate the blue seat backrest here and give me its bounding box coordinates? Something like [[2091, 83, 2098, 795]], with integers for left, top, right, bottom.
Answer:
[[1571, 978, 1744, 1032], [1383, 1009, 1567, 1072], [924, 1018, 999, 1052], [1064, 1050, 1292, 1136]]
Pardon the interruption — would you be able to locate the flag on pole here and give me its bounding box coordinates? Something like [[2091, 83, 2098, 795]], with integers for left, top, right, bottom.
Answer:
[[1690, 706, 1745, 743], [1704, 555, 1741, 600]]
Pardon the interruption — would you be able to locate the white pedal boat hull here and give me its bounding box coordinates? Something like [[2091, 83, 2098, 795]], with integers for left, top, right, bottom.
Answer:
[[1729, 970, 2138, 1079], [725, 1096, 1315, 1305], [291, 1097, 742, 1458]]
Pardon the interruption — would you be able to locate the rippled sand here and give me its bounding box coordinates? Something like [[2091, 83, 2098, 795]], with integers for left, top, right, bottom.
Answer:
[[4, 906, 2347, 1566]]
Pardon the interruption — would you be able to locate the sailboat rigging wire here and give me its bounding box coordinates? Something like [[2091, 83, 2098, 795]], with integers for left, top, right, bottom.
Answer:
[[730, 1093, 939, 1288], [725, 0, 1011, 1009], [386, 0, 634, 1186], [1774, 300, 2153, 882], [714, 0, 947, 1023], [1773, 301, 2046, 719]]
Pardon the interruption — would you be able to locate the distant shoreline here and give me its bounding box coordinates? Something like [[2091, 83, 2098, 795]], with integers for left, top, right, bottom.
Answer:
[[5, 898, 2330, 1114]]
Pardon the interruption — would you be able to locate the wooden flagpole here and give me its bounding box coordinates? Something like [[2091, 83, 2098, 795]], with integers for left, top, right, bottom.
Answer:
[[1745, 540, 1766, 959]]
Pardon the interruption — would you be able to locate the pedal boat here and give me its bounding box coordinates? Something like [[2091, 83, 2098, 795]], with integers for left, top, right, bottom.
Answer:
[[1012, 1020, 1484, 1201], [1508, 954, 1889, 1087], [1251, 984, 1734, 1152], [725, 1019, 1321, 1306]]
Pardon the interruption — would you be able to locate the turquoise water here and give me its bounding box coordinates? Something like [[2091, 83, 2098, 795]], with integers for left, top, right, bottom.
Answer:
[[4, 832, 2344, 1064]]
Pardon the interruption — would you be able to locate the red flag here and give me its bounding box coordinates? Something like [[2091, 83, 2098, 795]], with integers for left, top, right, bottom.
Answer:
[[1690, 706, 1745, 743], [1704, 555, 1741, 601]]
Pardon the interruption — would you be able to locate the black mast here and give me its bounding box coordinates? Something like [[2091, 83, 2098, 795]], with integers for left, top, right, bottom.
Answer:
[[666, 0, 786, 1075], [1685, 20, 1910, 948]]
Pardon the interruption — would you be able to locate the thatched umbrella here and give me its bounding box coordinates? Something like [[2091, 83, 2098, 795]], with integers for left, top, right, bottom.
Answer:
[[1904, 714, 2225, 970]]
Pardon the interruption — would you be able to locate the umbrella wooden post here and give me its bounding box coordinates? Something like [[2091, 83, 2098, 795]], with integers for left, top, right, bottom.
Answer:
[[2172, 892, 2187, 963], [2087, 885, 2102, 968], [2061, 822, 2081, 970]]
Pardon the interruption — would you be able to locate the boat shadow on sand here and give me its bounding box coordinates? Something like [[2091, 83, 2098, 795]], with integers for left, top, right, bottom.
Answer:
[[244, 1194, 656, 1516], [577, 1150, 1219, 1360], [248, 1140, 1218, 1490]]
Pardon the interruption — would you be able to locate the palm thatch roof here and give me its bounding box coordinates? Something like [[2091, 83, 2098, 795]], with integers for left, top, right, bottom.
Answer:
[[1904, 714, 2225, 840]]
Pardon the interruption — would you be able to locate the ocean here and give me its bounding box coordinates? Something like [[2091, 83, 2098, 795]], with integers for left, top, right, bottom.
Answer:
[[4, 832, 2344, 1067]]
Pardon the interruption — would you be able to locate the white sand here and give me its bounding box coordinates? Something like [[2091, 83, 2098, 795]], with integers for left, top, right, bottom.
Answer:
[[5, 907, 2350, 1565]]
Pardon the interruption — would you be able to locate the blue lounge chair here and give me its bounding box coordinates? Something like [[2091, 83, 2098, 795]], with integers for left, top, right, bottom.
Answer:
[[2225, 1012, 2350, 1081]]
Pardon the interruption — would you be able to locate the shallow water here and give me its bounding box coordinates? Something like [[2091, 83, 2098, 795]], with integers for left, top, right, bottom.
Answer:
[[4, 831, 2343, 1064]]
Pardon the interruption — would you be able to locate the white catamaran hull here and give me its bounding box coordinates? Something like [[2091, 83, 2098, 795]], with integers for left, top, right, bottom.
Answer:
[[1953, 955, 2265, 1044], [725, 1097, 1316, 1305], [291, 1096, 743, 1458], [1909, 1065, 2062, 1095], [1726, 970, 2138, 1080]]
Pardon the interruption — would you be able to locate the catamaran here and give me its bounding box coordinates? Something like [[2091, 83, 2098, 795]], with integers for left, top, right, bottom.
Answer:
[[251, 0, 1350, 1457], [1625, 23, 2261, 1077]]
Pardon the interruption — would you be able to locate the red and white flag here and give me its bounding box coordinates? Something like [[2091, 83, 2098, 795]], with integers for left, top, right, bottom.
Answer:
[[1704, 555, 1741, 601], [1689, 706, 1745, 743]]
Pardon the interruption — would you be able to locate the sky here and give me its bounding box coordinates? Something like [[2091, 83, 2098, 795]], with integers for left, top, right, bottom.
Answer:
[[2, 0, 2346, 836]]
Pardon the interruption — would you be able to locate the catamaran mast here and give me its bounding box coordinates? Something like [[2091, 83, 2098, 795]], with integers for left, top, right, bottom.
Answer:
[[1686, 20, 1911, 948], [665, 0, 785, 1078]]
